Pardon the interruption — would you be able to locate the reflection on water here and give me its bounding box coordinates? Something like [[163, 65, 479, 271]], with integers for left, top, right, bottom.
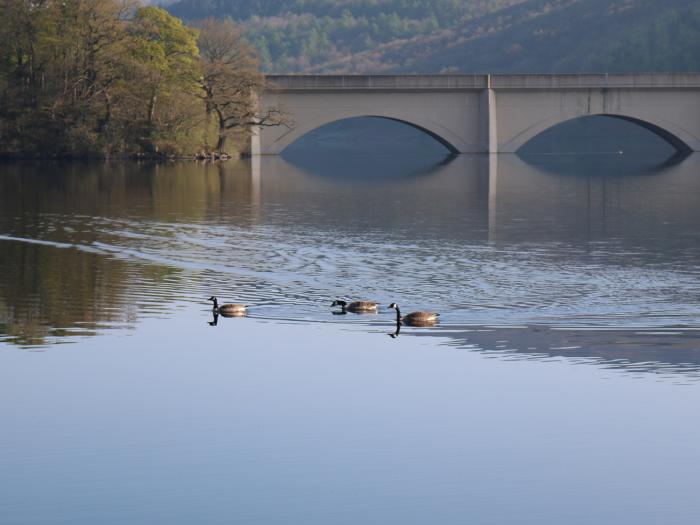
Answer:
[[3, 151, 700, 525], [1, 154, 700, 373], [422, 325, 700, 382]]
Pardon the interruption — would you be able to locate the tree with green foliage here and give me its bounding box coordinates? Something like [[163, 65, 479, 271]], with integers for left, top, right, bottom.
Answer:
[[0, 0, 139, 155], [129, 6, 201, 153], [0, 1, 277, 158]]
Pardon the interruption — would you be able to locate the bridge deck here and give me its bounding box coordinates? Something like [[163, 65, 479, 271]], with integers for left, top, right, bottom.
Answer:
[[265, 73, 700, 91]]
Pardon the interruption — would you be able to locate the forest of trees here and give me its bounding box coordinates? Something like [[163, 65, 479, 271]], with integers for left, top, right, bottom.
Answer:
[[0, 1, 281, 158], [385, 0, 700, 75], [168, 0, 524, 71], [167, 0, 700, 74]]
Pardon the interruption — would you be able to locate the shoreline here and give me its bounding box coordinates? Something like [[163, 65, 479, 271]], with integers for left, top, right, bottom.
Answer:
[[0, 152, 241, 163]]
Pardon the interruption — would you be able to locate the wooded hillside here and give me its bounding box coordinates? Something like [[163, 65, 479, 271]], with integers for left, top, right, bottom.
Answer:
[[167, 0, 700, 73]]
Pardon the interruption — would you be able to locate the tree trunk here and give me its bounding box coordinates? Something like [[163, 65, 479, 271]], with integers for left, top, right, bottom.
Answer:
[[105, 91, 112, 124], [98, 90, 112, 132], [216, 111, 227, 152], [148, 94, 157, 124], [216, 133, 226, 152]]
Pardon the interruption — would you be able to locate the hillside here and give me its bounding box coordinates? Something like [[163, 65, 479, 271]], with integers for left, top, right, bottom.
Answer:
[[166, 0, 526, 71], [322, 0, 700, 74], [167, 0, 700, 73]]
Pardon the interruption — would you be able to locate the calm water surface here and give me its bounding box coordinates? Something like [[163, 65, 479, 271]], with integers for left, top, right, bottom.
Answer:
[[1, 148, 700, 523]]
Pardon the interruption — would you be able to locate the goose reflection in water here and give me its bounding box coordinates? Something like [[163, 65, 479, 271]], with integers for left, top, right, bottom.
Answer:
[[208, 311, 219, 327], [388, 319, 401, 338]]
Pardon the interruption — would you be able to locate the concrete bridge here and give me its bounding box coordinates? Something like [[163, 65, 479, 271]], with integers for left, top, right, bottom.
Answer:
[[252, 73, 700, 155]]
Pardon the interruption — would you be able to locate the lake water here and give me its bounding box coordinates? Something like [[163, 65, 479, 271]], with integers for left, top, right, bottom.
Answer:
[[2, 135, 700, 522]]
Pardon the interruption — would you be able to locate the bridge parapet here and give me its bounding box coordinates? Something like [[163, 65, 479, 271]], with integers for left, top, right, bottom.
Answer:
[[489, 73, 700, 89], [265, 74, 487, 91], [265, 73, 700, 91]]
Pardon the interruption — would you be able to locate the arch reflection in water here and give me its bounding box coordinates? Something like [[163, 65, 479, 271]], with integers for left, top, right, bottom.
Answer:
[[488, 153, 700, 245]]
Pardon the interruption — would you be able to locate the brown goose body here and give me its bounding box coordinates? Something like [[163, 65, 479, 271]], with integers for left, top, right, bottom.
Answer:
[[388, 303, 439, 326], [209, 296, 247, 317], [346, 301, 380, 313], [331, 300, 379, 313], [401, 311, 439, 326], [218, 303, 247, 317]]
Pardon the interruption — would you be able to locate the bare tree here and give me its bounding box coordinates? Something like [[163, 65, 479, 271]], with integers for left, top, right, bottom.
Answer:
[[196, 18, 287, 153]]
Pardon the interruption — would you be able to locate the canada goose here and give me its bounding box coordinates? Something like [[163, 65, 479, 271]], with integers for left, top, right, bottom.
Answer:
[[208, 296, 247, 317], [388, 302, 439, 326], [331, 299, 379, 313]]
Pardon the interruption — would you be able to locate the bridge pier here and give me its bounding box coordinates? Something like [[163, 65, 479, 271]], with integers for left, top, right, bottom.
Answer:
[[253, 74, 700, 155], [480, 85, 498, 154]]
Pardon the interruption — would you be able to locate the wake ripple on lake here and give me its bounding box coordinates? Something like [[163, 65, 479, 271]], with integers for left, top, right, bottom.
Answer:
[[1, 154, 700, 348]]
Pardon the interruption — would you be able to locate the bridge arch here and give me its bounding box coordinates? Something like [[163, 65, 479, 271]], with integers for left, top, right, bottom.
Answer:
[[506, 113, 695, 154], [257, 75, 700, 155], [267, 112, 462, 155]]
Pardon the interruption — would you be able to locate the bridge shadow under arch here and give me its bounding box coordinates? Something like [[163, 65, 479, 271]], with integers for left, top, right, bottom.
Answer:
[[516, 114, 693, 158], [607, 115, 693, 155], [369, 116, 460, 154], [281, 116, 457, 179], [279, 115, 459, 157]]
